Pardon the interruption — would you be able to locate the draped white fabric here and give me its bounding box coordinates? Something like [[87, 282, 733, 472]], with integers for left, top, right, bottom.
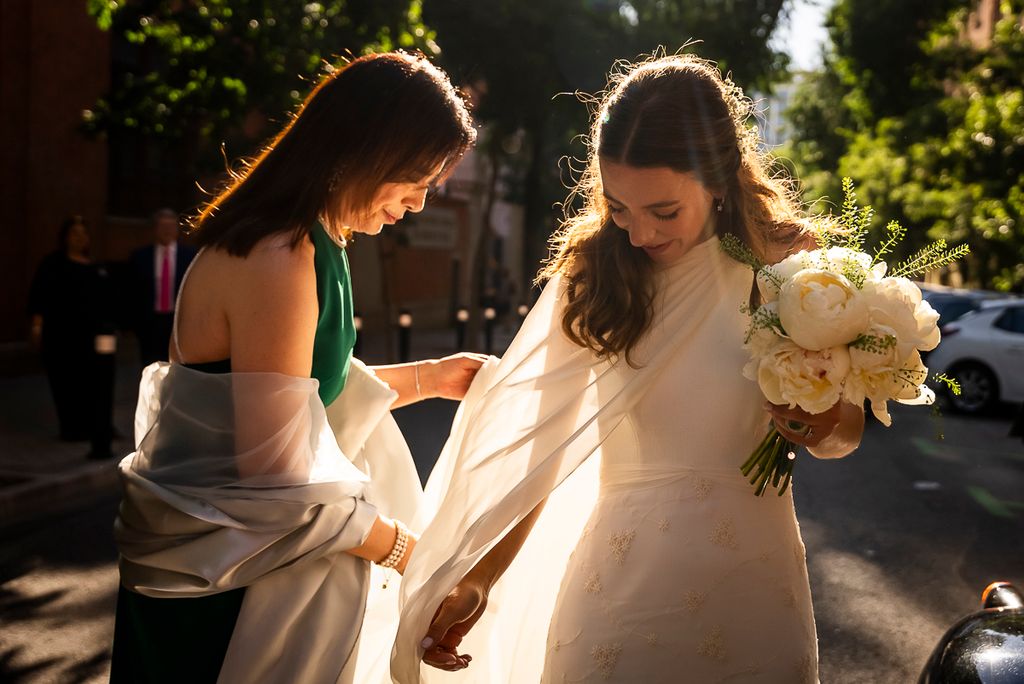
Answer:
[[116, 359, 423, 684], [390, 236, 819, 683]]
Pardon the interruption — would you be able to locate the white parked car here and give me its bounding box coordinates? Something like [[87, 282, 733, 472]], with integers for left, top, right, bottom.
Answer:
[[926, 299, 1024, 414]]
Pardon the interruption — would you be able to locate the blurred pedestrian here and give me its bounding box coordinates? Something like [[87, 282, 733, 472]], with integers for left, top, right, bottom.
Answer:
[[28, 215, 117, 457], [129, 208, 197, 366]]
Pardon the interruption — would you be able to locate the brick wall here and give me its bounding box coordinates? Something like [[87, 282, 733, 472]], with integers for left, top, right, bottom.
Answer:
[[0, 0, 110, 344]]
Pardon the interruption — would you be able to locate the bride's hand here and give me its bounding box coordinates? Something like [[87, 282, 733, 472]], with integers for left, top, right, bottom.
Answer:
[[420, 577, 488, 672], [422, 353, 490, 401], [766, 400, 842, 449]]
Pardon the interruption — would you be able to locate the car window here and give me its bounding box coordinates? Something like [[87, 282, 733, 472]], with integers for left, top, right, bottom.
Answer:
[[994, 306, 1024, 334], [936, 300, 980, 325]]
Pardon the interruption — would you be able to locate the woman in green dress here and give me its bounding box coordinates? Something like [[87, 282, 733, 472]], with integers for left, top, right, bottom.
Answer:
[[110, 51, 482, 683]]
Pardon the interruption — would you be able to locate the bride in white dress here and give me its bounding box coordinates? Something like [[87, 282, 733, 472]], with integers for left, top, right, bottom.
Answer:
[[391, 54, 866, 683]]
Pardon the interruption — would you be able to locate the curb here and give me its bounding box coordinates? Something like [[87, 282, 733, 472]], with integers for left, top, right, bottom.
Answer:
[[0, 459, 121, 534]]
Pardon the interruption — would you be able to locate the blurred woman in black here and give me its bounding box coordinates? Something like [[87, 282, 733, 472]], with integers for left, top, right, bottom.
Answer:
[[28, 215, 115, 456]]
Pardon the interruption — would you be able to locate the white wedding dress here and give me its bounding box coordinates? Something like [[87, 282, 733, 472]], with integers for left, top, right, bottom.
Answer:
[[393, 237, 818, 683]]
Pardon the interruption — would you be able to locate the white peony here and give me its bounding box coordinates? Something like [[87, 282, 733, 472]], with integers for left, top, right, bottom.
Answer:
[[757, 247, 885, 304], [756, 339, 851, 414], [777, 269, 869, 351], [742, 302, 783, 380], [823, 246, 886, 282], [844, 345, 934, 426], [756, 250, 813, 303], [861, 277, 940, 357]]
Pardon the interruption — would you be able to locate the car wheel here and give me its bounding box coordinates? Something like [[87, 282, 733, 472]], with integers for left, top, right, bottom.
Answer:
[[947, 362, 999, 414]]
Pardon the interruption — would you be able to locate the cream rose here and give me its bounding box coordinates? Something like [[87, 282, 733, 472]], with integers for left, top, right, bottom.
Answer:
[[862, 277, 940, 357], [756, 339, 851, 414], [777, 269, 869, 350]]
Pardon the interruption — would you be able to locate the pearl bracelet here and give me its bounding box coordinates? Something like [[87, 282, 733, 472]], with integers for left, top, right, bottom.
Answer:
[[379, 520, 410, 570]]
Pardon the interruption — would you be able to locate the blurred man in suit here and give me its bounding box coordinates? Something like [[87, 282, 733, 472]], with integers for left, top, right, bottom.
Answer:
[[130, 208, 197, 366]]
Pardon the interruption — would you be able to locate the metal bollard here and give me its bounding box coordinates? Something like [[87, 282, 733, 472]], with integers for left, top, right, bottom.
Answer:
[[484, 306, 497, 355], [455, 306, 468, 350], [398, 310, 412, 362], [353, 313, 363, 356]]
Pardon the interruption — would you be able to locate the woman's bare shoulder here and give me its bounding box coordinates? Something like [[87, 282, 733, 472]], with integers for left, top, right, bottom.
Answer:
[[241, 233, 314, 277], [223, 233, 318, 375]]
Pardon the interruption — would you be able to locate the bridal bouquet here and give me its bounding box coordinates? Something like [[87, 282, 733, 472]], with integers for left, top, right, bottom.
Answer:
[[723, 179, 968, 496]]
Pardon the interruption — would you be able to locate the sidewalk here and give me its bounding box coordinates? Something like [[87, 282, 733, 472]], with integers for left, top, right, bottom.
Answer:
[[0, 325, 516, 534]]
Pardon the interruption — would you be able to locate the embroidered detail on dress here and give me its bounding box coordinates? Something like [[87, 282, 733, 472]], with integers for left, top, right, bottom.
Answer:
[[693, 477, 713, 501], [584, 571, 603, 595], [608, 530, 636, 565], [696, 626, 726, 661], [684, 590, 707, 612], [644, 632, 659, 646], [591, 644, 623, 679], [783, 588, 797, 608], [709, 519, 738, 549], [758, 550, 772, 563], [657, 518, 670, 532], [553, 639, 562, 652]]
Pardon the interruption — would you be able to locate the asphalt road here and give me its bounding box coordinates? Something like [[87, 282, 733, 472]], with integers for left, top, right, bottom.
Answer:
[[1, 398, 1021, 683]]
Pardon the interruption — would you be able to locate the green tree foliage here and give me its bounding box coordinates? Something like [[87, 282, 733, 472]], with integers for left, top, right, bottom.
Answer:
[[784, 0, 1024, 291], [85, 0, 435, 164]]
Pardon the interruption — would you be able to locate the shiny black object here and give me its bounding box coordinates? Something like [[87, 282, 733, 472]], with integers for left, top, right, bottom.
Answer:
[[920, 582, 1024, 683]]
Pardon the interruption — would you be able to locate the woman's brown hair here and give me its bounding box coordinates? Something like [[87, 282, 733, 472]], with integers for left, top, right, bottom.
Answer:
[[541, 53, 806, 364], [191, 52, 475, 255]]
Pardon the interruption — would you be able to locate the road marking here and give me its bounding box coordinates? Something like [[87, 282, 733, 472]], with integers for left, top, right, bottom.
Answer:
[[966, 485, 1024, 519], [911, 436, 1024, 462], [911, 437, 945, 458]]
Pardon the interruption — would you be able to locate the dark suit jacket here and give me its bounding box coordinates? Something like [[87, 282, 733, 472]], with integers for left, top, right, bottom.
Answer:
[[129, 242, 197, 326]]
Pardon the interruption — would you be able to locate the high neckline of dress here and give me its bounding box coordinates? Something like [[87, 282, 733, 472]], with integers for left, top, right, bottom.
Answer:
[[652, 233, 722, 275]]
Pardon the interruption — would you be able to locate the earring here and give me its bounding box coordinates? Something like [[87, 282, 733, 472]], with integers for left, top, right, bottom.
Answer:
[[716, 198, 724, 213]]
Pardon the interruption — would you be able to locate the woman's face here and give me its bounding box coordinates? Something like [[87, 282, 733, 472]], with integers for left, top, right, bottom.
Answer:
[[347, 166, 443, 235], [66, 222, 90, 256], [599, 159, 718, 265]]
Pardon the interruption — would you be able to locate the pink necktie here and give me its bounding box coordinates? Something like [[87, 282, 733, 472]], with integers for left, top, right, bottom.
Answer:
[[159, 248, 172, 312]]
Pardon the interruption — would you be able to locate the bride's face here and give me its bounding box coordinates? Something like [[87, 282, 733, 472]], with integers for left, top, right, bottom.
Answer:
[[599, 159, 718, 265]]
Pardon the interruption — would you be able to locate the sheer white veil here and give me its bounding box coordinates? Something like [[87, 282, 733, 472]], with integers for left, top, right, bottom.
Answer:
[[393, 236, 748, 682]]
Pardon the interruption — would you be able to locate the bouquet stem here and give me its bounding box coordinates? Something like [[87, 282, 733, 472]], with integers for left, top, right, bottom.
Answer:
[[740, 427, 798, 496]]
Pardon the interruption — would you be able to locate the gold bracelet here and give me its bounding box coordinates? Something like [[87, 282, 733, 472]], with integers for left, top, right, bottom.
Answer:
[[414, 363, 422, 398]]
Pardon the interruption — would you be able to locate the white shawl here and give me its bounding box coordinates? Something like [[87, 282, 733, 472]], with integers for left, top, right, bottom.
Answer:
[[116, 358, 422, 683]]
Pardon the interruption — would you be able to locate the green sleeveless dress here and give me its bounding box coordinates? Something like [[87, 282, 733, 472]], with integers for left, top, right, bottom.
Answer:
[[110, 222, 358, 683]]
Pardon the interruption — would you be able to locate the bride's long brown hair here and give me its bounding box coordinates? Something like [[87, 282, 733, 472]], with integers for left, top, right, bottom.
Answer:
[[541, 53, 806, 365]]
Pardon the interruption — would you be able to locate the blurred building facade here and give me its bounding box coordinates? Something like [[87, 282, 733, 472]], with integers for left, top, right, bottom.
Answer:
[[1, 0, 110, 346]]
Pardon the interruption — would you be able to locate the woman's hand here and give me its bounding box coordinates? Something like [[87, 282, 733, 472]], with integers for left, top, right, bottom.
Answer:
[[422, 353, 490, 401], [766, 401, 840, 449], [420, 577, 489, 672], [766, 399, 865, 459]]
